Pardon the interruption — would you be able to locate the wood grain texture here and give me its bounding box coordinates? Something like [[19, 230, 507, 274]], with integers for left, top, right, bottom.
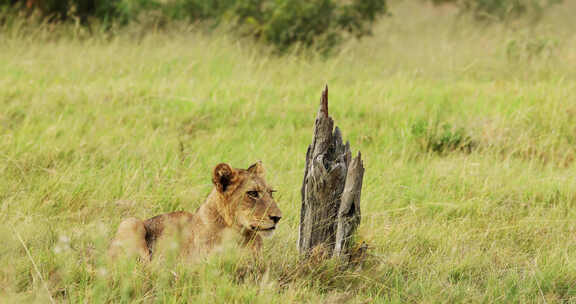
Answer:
[[299, 85, 364, 259]]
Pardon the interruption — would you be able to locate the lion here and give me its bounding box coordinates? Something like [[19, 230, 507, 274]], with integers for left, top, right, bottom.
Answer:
[[108, 161, 282, 262]]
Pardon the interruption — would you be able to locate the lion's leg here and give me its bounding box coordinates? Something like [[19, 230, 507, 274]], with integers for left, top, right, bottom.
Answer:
[[108, 217, 150, 262]]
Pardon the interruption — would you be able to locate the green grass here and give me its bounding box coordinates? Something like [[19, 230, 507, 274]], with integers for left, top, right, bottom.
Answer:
[[2, 1, 576, 302]]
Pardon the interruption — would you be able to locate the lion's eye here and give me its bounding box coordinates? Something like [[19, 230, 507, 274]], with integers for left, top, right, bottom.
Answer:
[[247, 191, 260, 199]]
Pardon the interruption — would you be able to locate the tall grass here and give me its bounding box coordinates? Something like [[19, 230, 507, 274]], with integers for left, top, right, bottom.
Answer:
[[1, 1, 576, 302]]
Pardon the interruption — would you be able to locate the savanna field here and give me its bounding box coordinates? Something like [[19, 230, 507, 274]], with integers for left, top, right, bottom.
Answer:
[[2, 1, 576, 302]]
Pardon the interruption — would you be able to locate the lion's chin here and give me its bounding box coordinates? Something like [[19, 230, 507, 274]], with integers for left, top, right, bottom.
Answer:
[[245, 223, 276, 238], [258, 229, 275, 238]]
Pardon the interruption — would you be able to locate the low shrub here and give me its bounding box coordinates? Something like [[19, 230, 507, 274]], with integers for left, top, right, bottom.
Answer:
[[411, 120, 476, 154], [506, 35, 558, 63], [430, 0, 562, 22]]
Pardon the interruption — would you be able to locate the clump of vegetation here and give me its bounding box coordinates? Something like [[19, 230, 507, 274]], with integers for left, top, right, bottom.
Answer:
[[411, 120, 476, 154], [0, 0, 120, 21], [230, 0, 387, 53], [506, 35, 558, 63], [430, 0, 562, 22]]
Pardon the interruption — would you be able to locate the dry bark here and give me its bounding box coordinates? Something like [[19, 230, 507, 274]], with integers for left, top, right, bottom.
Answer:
[[299, 85, 365, 259]]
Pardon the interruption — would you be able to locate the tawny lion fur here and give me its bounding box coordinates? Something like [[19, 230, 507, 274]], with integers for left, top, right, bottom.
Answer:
[[108, 162, 282, 261]]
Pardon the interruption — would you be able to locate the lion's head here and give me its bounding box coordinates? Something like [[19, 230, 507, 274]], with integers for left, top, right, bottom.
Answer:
[[212, 161, 282, 237]]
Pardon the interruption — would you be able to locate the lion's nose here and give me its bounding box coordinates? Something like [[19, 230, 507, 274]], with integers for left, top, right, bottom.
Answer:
[[270, 216, 281, 224]]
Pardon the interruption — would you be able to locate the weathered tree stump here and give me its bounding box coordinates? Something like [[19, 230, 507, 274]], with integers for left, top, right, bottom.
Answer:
[[299, 85, 365, 260]]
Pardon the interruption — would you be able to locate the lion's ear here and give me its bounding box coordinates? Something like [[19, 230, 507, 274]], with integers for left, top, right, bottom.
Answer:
[[247, 161, 265, 177], [212, 163, 237, 193]]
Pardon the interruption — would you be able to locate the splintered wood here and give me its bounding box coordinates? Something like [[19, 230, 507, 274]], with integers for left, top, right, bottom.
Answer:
[[299, 85, 365, 261]]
